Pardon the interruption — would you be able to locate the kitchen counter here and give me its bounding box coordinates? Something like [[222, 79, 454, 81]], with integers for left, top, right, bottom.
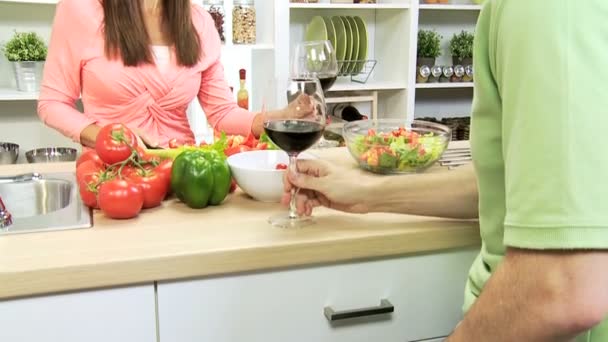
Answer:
[[0, 146, 480, 300]]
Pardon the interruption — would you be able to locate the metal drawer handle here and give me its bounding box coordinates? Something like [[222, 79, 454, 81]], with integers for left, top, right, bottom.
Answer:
[[324, 299, 394, 322]]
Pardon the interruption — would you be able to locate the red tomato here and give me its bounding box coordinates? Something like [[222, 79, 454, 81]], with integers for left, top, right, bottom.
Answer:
[[78, 173, 100, 209], [76, 160, 105, 184], [155, 159, 173, 189], [275, 163, 288, 170], [98, 179, 144, 219], [224, 145, 252, 157], [229, 178, 237, 193], [125, 170, 167, 209], [243, 133, 258, 148], [116, 164, 139, 178], [368, 129, 377, 136], [95, 123, 138, 165], [168, 138, 181, 149], [199, 141, 208, 147], [76, 150, 104, 168], [256, 142, 268, 150]]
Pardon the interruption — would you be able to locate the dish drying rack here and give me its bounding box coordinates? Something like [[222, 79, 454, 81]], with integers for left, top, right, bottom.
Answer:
[[337, 59, 377, 84]]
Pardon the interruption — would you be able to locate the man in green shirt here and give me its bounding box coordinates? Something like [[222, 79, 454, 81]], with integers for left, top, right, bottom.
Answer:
[[283, 0, 608, 340]]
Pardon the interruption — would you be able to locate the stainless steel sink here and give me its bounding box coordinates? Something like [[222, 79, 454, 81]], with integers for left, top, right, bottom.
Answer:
[[0, 172, 92, 235]]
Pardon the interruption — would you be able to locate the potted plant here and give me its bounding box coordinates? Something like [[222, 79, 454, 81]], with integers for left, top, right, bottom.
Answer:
[[449, 30, 474, 66], [2, 31, 47, 92], [417, 29, 442, 67]]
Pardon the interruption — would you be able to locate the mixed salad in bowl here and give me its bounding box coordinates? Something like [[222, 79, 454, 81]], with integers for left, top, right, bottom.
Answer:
[[343, 119, 451, 174]]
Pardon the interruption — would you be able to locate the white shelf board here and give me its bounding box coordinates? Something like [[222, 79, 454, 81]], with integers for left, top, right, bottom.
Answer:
[[416, 82, 473, 89], [329, 80, 407, 92], [0, 0, 57, 4], [419, 4, 482, 11], [221, 43, 274, 51], [290, 3, 410, 10], [0, 88, 39, 101], [326, 94, 375, 104]]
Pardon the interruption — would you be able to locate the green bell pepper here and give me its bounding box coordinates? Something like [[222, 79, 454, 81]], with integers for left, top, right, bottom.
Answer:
[[171, 150, 231, 209]]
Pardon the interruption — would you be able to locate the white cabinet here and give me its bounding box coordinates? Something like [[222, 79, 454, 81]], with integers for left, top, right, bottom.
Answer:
[[0, 285, 157, 342], [157, 248, 477, 342]]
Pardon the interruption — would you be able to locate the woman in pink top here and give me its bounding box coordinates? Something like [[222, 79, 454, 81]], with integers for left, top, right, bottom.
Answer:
[[38, 0, 309, 148]]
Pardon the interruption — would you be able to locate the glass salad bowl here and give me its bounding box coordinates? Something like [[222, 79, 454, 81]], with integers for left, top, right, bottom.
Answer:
[[343, 119, 451, 174]]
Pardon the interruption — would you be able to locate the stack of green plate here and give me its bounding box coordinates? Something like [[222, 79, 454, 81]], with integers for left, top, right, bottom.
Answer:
[[304, 15, 369, 75]]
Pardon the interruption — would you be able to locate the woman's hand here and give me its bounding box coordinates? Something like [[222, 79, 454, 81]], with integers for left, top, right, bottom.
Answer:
[[281, 159, 374, 216], [251, 94, 317, 137]]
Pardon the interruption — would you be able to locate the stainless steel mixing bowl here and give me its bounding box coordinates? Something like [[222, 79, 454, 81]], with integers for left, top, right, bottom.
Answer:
[[0, 143, 19, 165], [25, 147, 78, 164]]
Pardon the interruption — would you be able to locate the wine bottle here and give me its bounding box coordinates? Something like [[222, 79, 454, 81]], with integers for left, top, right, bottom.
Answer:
[[237, 69, 249, 110]]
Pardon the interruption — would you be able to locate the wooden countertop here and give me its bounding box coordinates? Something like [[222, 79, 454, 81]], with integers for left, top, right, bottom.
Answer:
[[0, 145, 479, 300]]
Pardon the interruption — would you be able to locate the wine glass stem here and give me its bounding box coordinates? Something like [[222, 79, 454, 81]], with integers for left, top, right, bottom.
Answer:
[[288, 154, 299, 219]]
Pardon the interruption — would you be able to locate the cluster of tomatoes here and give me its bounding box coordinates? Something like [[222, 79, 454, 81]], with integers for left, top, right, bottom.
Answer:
[[76, 124, 172, 219]]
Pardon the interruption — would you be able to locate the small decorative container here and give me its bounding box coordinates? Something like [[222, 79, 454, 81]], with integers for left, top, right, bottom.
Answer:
[[12, 61, 44, 92], [232, 0, 256, 44], [204, 0, 225, 43]]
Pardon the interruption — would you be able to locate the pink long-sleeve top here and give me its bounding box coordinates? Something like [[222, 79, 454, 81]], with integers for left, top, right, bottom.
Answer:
[[38, 0, 255, 147]]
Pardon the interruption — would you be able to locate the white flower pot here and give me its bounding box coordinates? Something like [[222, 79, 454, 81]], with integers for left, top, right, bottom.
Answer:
[[12, 61, 44, 92]]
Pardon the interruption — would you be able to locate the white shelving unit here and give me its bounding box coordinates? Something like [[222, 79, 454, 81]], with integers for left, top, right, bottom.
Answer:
[[416, 82, 473, 89], [419, 4, 481, 10], [0, 87, 38, 100], [0, 0, 56, 4], [278, 0, 480, 122], [289, 3, 411, 9]]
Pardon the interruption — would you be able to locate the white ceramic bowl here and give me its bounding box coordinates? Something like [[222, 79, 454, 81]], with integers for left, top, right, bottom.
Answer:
[[227, 150, 315, 203]]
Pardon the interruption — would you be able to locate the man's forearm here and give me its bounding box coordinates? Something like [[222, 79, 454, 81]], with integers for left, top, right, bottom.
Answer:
[[448, 249, 608, 342], [368, 163, 478, 219]]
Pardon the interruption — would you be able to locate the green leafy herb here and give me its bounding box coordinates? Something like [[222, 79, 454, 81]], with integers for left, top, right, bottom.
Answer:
[[2, 31, 48, 62], [449, 30, 474, 61], [417, 30, 442, 59]]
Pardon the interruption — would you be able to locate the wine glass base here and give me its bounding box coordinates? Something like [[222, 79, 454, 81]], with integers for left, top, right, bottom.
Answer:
[[268, 214, 315, 228]]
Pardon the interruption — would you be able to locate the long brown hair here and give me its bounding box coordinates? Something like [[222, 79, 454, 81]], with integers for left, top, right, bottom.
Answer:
[[102, 0, 201, 67]]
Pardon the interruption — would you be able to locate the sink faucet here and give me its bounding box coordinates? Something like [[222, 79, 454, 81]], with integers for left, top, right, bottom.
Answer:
[[0, 196, 12, 229]]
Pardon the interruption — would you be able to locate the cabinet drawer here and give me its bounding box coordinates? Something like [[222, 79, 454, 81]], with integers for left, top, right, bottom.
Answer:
[[157, 248, 477, 342], [0, 285, 157, 342]]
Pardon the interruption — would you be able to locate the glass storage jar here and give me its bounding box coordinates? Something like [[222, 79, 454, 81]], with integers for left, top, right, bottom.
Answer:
[[203, 0, 225, 43], [232, 0, 256, 44]]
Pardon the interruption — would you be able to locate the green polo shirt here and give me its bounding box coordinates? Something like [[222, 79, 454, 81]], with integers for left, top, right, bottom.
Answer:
[[466, 0, 608, 339]]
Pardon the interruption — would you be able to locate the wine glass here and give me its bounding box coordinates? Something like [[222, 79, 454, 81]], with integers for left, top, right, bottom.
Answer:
[[292, 40, 339, 93], [264, 77, 326, 228]]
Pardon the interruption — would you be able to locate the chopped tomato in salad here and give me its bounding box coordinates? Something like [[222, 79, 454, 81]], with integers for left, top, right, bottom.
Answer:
[[351, 127, 446, 172]]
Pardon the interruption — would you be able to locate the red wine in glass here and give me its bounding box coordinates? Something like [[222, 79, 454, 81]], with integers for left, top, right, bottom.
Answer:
[[318, 74, 337, 92], [264, 120, 325, 155]]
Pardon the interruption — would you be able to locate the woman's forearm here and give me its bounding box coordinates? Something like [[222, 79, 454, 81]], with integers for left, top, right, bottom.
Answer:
[[368, 163, 478, 219]]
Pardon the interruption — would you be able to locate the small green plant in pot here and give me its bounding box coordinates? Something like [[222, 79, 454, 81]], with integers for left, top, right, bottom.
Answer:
[[2, 31, 48, 92], [449, 30, 474, 66], [417, 30, 442, 67]]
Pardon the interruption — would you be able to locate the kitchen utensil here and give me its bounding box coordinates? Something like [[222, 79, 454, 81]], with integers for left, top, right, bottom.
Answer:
[[227, 150, 315, 203], [345, 16, 360, 74], [0, 143, 19, 165], [322, 16, 337, 54], [305, 16, 328, 42], [340, 16, 354, 74], [353, 16, 368, 74], [25, 147, 78, 164], [263, 77, 326, 228], [330, 16, 347, 63]]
